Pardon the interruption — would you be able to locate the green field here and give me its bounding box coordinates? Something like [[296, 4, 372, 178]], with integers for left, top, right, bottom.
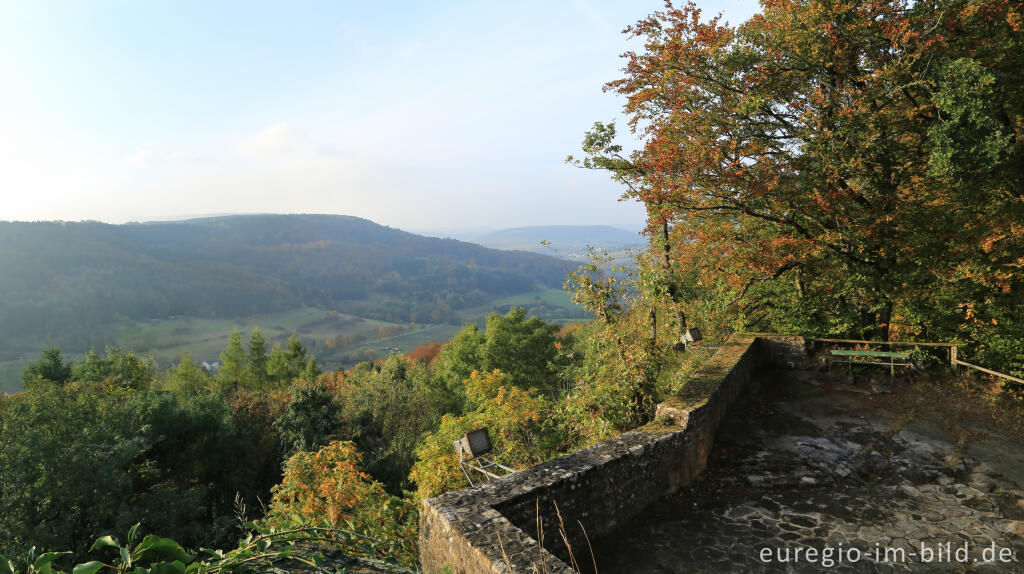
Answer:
[[457, 288, 588, 323], [1, 288, 591, 392], [318, 288, 588, 367], [0, 308, 407, 392], [114, 307, 405, 366]]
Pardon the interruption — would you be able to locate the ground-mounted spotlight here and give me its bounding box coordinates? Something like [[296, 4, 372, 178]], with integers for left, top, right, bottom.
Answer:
[[452, 427, 514, 486], [453, 427, 493, 459]]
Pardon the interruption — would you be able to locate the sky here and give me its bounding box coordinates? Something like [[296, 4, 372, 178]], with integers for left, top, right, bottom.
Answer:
[[0, 0, 760, 234]]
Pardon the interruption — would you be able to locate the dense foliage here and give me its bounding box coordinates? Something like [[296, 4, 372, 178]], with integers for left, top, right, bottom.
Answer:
[[2, 304, 690, 569], [0, 522, 416, 574], [572, 0, 1023, 375], [0, 382, 257, 558]]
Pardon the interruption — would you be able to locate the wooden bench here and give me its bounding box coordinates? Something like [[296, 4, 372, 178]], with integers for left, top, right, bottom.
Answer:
[[829, 349, 911, 376]]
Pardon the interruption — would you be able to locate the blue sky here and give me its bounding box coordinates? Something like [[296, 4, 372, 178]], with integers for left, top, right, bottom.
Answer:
[[0, 0, 760, 233]]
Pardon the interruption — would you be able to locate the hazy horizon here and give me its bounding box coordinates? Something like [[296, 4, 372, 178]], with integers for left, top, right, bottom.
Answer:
[[0, 211, 645, 238]]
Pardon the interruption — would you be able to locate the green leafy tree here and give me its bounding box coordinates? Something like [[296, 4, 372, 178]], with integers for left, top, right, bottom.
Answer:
[[69, 347, 155, 390], [267, 344, 291, 387], [247, 328, 269, 390], [431, 324, 486, 412], [563, 253, 664, 433], [169, 351, 207, 393], [21, 347, 71, 386], [218, 329, 246, 392], [0, 383, 243, 563], [286, 334, 307, 370], [344, 356, 448, 492], [482, 307, 561, 397], [274, 379, 345, 456], [299, 356, 322, 381]]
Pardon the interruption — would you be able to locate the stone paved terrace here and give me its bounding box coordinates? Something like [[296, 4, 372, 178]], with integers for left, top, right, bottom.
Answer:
[[594, 368, 1024, 573]]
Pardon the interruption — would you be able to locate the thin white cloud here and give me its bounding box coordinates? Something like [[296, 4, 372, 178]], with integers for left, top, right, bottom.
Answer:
[[236, 122, 348, 160], [125, 149, 158, 166], [236, 122, 309, 158]]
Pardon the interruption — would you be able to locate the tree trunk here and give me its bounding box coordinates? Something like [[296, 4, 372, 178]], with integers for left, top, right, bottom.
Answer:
[[649, 306, 657, 350], [661, 220, 687, 337], [879, 299, 894, 342]]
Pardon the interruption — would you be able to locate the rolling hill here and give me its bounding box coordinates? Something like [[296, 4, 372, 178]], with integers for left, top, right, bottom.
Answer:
[[0, 214, 573, 364]]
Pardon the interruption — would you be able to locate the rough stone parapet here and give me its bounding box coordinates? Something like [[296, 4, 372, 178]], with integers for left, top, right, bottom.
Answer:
[[418, 334, 807, 573]]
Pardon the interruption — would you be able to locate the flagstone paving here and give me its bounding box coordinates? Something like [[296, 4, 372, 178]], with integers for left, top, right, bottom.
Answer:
[[594, 370, 1024, 573]]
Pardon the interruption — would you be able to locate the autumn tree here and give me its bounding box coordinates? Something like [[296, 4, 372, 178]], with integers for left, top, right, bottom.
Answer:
[[574, 0, 1022, 371], [266, 441, 417, 567]]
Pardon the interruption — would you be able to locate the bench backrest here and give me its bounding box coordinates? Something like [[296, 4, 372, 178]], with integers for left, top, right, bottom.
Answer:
[[830, 349, 911, 358]]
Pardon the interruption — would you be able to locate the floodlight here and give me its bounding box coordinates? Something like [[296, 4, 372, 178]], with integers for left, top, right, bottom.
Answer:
[[683, 328, 703, 344], [454, 427, 493, 458], [451, 427, 513, 486]]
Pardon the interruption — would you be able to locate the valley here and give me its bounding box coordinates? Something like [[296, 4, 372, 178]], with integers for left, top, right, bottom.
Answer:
[[0, 215, 594, 393]]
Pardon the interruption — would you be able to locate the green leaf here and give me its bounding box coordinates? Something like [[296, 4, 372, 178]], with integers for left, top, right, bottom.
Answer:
[[34, 552, 72, 574], [0, 555, 16, 574], [148, 561, 185, 574], [89, 537, 119, 553], [119, 548, 131, 568], [127, 524, 141, 546], [71, 562, 105, 574], [133, 537, 192, 564]]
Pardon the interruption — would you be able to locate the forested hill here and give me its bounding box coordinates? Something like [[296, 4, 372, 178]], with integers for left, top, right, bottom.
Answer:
[[0, 214, 568, 355]]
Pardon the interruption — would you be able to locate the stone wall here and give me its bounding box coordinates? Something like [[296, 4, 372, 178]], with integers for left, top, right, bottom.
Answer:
[[418, 334, 806, 573]]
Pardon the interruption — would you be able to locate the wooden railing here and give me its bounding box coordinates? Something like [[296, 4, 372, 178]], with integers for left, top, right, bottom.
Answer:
[[811, 338, 957, 367], [952, 359, 1024, 385], [810, 338, 1023, 386]]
